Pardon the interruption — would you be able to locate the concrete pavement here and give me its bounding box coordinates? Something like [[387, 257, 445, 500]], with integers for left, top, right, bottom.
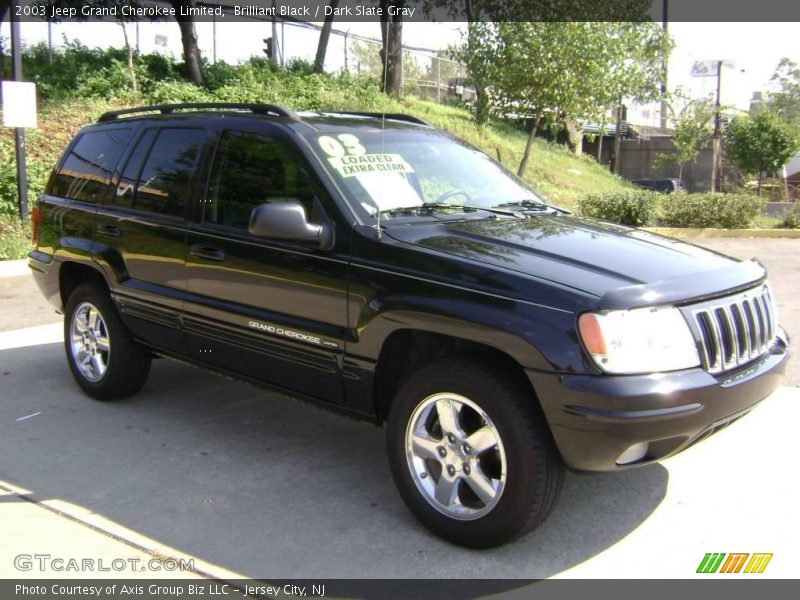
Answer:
[[0, 324, 796, 579]]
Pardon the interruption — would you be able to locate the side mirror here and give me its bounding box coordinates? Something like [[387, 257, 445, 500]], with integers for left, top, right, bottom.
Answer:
[[248, 199, 333, 249]]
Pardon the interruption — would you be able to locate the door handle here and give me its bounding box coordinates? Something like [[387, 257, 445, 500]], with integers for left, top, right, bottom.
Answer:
[[190, 244, 226, 262], [97, 223, 121, 237]]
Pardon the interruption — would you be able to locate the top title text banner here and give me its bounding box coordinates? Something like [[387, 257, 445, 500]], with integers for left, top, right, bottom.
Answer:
[[7, 0, 800, 23]]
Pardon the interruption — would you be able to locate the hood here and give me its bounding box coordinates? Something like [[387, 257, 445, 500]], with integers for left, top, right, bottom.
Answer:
[[383, 215, 765, 305]]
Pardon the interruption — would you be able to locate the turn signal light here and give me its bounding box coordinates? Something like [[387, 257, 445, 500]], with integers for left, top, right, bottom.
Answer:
[[578, 313, 607, 356], [30, 205, 42, 247]]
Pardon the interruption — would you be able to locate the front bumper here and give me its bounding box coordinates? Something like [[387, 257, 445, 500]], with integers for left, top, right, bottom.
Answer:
[[528, 329, 789, 472]]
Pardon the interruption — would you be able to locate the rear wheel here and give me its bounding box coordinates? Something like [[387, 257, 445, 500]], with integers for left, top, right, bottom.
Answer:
[[64, 283, 151, 400], [386, 358, 564, 548]]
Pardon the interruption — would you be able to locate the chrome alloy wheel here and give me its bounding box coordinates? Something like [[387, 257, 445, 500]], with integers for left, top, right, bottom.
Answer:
[[405, 393, 507, 520], [69, 301, 111, 383]]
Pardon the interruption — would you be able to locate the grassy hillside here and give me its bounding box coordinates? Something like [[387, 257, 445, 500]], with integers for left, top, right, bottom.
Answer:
[[0, 45, 633, 258], [406, 100, 634, 207], [2, 95, 631, 209]]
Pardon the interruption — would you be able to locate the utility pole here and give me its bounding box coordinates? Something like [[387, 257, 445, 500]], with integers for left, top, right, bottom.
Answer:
[[659, 0, 669, 129], [611, 95, 624, 174], [344, 30, 349, 72], [212, 13, 217, 64], [271, 1, 278, 66], [11, 9, 28, 222], [711, 59, 722, 192], [47, 21, 52, 65]]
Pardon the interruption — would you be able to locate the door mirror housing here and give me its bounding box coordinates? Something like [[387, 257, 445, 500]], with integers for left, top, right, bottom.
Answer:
[[248, 199, 333, 249]]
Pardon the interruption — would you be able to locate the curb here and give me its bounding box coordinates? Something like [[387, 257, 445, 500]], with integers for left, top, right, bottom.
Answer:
[[0, 259, 29, 278], [643, 228, 800, 239]]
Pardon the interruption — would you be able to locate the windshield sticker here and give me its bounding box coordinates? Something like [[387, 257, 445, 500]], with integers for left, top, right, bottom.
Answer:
[[328, 153, 414, 178], [318, 134, 367, 157], [355, 172, 423, 212]]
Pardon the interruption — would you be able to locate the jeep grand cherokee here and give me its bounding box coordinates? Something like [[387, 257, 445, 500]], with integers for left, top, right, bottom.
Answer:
[[28, 103, 788, 548]]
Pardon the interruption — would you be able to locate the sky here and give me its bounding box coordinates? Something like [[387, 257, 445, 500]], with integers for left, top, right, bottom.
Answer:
[[2, 19, 798, 116], [667, 22, 799, 110]]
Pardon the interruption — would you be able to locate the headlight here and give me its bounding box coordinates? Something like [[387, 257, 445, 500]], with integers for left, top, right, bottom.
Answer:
[[578, 306, 700, 374]]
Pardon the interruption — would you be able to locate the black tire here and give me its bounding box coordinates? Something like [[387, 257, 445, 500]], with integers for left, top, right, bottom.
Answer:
[[386, 358, 564, 548], [64, 283, 151, 401]]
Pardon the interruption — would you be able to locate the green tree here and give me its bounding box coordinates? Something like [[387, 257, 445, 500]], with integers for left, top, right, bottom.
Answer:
[[724, 112, 799, 195], [37, 0, 141, 91], [351, 41, 383, 78], [462, 22, 669, 176], [314, 0, 340, 73], [432, 0, 655, 123], [600, 22, 672, 172], [655, 93, 715, 184], [424, 48, 461, 100], [351, 39, 423, 86], [378, 0, 405, 97], [168, 0, 203, 86], [40, 0, 203, 86], [767, 58, 800, 134]]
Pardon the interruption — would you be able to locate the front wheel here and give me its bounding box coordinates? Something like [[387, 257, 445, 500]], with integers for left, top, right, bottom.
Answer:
[[64, 283, 151, 401], [386, 359, 564, 548]]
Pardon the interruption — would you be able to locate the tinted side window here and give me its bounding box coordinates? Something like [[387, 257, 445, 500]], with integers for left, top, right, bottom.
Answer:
[[114, 128, 157, 209], [204, 131, 316, 229], [123, 128, 205, 218], [50, 128, 132, 203]]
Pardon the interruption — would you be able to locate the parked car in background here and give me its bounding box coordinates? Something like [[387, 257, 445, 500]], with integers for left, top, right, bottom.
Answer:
[[633, 178, 685, 193]]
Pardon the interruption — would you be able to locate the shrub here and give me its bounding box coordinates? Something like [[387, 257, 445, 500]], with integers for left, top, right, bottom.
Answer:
[[659, 193, 762, 228], [575, 191, 659, 226], [286, 58, 317, 75], [0, 143, 52, 219], [0, 216, 31, 260], [202, 60, 242, 92], [782, 203, 800, 229], [147, 80, 214, 104]]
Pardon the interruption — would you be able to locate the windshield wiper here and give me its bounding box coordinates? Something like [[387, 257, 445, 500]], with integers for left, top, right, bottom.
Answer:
[[494, 199, 553, 212], [377, 203, 517, 218]]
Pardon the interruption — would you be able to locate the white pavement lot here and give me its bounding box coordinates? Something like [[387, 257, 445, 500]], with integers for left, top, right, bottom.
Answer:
[[0, 237, 798, 581]]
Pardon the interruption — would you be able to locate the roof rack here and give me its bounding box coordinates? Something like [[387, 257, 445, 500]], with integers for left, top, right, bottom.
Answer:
[[97, 103, 297, 122], [327, 111, 431, 127]]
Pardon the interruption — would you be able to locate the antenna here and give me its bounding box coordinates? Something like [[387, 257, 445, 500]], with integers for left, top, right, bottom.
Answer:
[[374, 16, 393, 242]]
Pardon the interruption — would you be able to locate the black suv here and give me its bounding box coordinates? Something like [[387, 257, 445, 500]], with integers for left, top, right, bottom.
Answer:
[[29, 103, 788, 548]]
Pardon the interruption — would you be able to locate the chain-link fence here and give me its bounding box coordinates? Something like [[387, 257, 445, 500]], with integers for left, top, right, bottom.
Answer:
[[2, 18, 470, 104], [341, 33, 469, 102]]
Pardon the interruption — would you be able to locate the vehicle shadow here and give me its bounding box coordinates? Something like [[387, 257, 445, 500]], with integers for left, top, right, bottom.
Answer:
[[0, 341, 668, 583]]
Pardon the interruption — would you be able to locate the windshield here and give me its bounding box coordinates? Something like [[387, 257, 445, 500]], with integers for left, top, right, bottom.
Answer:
[[308, 129, 550, 221]]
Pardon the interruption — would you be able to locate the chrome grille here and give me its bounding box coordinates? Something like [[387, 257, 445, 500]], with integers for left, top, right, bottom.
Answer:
[[687, 284, 777, 374]]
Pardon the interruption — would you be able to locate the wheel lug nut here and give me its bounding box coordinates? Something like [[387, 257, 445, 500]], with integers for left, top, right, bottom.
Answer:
[[437, 447, 447, 458], [420, 472, 427, 479], [463, 464, 471, 475], [446, 465, 456, 477], [462, 443, 471, 455], [447, 433, 456, 444]]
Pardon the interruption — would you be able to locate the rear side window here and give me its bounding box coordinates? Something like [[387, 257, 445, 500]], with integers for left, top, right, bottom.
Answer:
[[115, 127, 206, 218], [50, 128, 132, 203]]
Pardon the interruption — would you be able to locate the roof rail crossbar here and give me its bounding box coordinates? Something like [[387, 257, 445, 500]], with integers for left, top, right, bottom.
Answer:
[[98, 103, 297, 122], [328, 111, 431, 127]]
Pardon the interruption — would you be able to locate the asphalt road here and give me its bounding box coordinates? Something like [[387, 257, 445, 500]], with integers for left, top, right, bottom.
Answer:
[[0, 237, 797, 581]]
